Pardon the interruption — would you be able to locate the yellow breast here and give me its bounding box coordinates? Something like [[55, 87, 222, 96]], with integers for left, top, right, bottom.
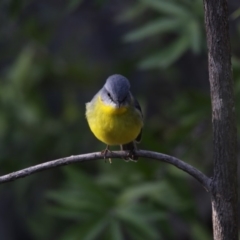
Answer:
[[86, 96, 143, 145]]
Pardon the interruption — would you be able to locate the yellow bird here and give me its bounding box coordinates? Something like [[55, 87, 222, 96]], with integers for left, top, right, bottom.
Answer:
[[85, 74, 143, 160]]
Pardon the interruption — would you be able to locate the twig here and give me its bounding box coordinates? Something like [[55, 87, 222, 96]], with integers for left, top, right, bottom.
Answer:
[[0, 150, 211, 191]]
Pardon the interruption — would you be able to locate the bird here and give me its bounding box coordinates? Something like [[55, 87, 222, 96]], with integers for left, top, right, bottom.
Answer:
[[85, 74, 143, 161]]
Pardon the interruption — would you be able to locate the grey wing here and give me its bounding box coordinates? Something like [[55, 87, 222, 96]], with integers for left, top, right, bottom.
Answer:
[[120, 96, 143, 161]]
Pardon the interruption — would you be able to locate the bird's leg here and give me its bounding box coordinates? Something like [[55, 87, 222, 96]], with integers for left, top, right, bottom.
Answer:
[[120, 143, 138, 162], [101, 145, 110, 158], [126, 149, 138, 162], [101, 145, 112, 163]]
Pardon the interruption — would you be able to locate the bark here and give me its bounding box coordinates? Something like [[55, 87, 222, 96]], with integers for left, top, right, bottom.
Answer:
[[203, 0, 238, 239]]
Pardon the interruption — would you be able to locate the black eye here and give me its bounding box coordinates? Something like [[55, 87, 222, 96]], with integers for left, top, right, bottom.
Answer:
[[107, 92, 113, 100]]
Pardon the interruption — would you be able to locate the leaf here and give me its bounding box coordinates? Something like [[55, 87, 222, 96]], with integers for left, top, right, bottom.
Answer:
[[109, 220, 124, 240], [46, 206, 92, 220], [127, 205, 167, 221], [117, 182, 165, 204], [47, 191, 108, 213], [123, 18, 181, 42], [116, 3, 146, 23], [138, 34, 189, 69], [67, 0, 84, 12], [151, 185, 189, 210], [8, 47, 35, 85], [230, 7, 240, 20], [116, 204, 167, 223], [191, 221, 212, 240], [117, 210, 160, 240], [59, 216, 108, 240], [187, 20, 202, 54], [139, 0, 189, 17], [63, 167, 113, 205]]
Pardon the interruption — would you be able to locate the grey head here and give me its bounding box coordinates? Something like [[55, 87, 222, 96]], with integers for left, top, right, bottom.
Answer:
[[101, 74, 131, 108]]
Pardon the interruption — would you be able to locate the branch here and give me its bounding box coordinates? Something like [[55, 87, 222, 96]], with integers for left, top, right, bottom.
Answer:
[[0, 150, 211, 191]]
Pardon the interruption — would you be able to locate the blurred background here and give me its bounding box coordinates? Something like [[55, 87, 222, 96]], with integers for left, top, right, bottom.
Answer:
[[0, 0, 239, 239]]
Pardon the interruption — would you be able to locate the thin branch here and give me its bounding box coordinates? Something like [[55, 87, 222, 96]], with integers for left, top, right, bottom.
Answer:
[[0, 150, 211, 191]]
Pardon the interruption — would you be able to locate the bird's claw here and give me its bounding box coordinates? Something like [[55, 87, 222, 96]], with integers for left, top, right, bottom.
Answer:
[[101, 145, 112, 163], [123, 149, 138, 162]]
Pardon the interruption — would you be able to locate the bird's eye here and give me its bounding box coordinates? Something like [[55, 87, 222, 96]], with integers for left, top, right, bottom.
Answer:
[[107, 92, 112, 100]]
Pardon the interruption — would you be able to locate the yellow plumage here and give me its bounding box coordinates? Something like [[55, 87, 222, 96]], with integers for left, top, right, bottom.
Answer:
[[86, 95, 143, 145]]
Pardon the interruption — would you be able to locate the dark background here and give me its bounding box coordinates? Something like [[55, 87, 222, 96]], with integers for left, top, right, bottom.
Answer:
[[0, 0, 239, 239]]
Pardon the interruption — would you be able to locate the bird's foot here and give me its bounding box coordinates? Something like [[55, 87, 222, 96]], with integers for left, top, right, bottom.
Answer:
[[101, 145, 112, 163], [124, 149, 138, 162]]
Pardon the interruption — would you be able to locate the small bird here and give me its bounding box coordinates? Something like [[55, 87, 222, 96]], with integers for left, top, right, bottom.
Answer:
[[85, 74, 143, 161]]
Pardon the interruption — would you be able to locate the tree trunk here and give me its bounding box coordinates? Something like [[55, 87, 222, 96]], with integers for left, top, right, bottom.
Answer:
[[203, 0, 238, 239]]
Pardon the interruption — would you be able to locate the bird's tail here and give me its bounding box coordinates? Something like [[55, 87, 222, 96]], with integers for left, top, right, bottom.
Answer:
[[120, 141, 138, 162]]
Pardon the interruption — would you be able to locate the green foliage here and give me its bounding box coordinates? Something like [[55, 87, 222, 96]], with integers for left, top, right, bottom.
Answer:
[[139, 34, 190, 69], [0, 0, 239, 240], [43, 167, 195, 240], [67, 0, 84, 12], [231, 8, 240, 20], [119, 0, 205, 69]]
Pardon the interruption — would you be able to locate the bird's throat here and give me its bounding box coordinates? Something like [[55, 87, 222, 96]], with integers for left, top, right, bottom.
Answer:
[[99, 96, 127, 115]]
